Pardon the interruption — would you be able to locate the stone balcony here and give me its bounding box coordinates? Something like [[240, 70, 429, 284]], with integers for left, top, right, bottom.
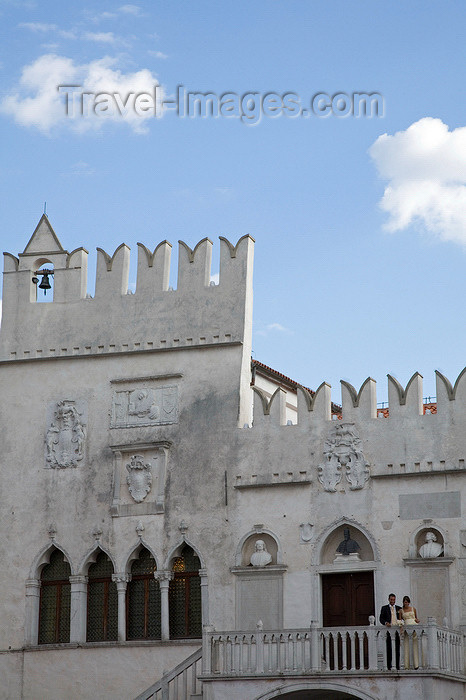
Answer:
[[136, 620, 466, 700]]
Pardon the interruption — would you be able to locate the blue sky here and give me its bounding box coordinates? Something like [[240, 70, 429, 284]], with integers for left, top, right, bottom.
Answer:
[[1, 1, 466, 404]]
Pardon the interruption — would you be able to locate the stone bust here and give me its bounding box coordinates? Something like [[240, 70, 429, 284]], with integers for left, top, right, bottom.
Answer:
[[250, 539, 272, 567], [336, 527, 361, 556], [419, 531, 443, 558]]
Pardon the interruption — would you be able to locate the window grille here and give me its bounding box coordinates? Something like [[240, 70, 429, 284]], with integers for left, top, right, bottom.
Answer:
[[169, 545, 202, 639], [87, 552, 118, 642], [38, 549, 71, 644], [127, 548, 161, 640]]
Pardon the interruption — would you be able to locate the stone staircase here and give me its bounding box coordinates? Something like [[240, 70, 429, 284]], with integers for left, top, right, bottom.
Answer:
[[134, 647, 203, 700]]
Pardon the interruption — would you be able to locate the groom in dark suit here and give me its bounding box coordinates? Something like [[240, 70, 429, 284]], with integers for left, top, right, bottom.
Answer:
[[379, 593, 401, 669]]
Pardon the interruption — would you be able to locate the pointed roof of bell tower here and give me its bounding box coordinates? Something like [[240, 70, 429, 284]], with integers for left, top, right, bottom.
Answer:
[[22, 214, 66, 255]]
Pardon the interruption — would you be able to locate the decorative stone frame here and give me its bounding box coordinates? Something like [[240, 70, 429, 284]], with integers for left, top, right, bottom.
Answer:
[[403, 522, 453, 627], [407, 522, 448, 559], [164, 536, 209, 635], [310, 518, 381, 628], [234, 525, 283, 567], [110, 441, 170, 517], [26, 542, 74, 646], [232, 526, 286, 630]]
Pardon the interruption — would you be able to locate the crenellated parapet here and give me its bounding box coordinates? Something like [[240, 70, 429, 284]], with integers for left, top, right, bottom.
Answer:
[[245, 368, 466, 486], [0, 215, 254, 361]]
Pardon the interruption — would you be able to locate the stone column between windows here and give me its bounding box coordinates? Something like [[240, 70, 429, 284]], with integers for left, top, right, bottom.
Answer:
[[25, 579, 41, 645], [112, 573, 131, 642], [154, 571, 173, 641], [199, 568, 209, 626], [69, 575, 88, 643]]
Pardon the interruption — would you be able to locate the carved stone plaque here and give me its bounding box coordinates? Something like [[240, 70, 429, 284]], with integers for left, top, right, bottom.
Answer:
[[111, 386, 178, 428], [45, 400, 87, 468]]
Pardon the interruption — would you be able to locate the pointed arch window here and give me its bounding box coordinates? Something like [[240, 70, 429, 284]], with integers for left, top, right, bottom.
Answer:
[[169, 545, 202, 639], [38, 549, 71, 644], [87, 552, 118, 642], [127, 548, 161, 640]]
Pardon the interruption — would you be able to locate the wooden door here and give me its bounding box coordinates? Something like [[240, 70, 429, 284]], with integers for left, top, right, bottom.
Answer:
[[322, 571, 374, 627]]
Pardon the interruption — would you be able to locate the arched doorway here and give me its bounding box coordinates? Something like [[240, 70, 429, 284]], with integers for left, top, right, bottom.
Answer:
[[254, 682, 378, 700]]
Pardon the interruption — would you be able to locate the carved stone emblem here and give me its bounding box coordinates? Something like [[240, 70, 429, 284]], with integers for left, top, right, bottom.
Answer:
[[111, 386, 178, 428], [318, 422, 369, 492], [299, 523, 314, 543], [46, 401, 86, 468], [126, 455, 152, 502]]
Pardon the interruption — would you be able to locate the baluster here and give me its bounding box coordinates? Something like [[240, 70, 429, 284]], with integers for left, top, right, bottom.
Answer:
[[358, 631, 364, 670], [291, 633, 297, 671], [238, 635, 244, 673], [338, 632, 345, 670], [247, 636, 252, 673], [256, 633, 264, 673], [310, 622, 320, 671], [182, 669, 187, 699]]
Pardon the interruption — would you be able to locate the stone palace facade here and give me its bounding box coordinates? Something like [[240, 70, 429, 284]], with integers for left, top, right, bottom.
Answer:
[[0, 215, 465, 700]]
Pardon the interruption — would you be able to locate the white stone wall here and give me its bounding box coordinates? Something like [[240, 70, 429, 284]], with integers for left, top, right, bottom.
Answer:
[[1, 219, 465, 699]]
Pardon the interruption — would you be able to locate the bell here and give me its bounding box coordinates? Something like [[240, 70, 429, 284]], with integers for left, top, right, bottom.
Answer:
[[38, 273, 52, 294]]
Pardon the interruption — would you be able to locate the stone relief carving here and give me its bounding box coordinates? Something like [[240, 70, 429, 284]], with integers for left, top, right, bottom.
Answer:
[[126, 455, 152, 503], [111, 386, 178, 428], [46, 400, 86, 468], [299, 523, 313, 543], [318, 422, 369, 492]]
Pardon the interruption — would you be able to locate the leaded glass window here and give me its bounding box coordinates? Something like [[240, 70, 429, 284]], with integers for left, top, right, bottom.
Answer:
[[169, 545, 202, 639], [127, 548, 161, 640], [87, 552, 118, 642], [38, 549, 71, 644]]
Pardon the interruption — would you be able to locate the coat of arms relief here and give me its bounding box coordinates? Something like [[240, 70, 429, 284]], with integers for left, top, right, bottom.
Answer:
[[126, 454, 152, 502], [46, 400, 86, 468], [318, 422, 370, 492]]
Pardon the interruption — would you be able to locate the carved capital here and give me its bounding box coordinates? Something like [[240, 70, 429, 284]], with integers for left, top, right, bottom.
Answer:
[[112, 573, 131, 589], [25, 579, 41, 595], [69, 575, 88, 585], [198, 568, 208, 578], [154, 570, 174, 585]]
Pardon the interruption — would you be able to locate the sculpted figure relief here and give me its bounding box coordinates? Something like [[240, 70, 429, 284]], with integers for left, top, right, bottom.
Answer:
[[46, 401, 86, 468], [128, 388, 159, 421], [318, 423, 370, 492], [111, 386, 179, 427], [250, 540, 272, 567], [419, 531, 443, 558]]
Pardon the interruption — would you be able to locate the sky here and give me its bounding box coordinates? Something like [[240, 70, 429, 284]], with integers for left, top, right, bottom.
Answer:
[[1, 1, 466, 405]]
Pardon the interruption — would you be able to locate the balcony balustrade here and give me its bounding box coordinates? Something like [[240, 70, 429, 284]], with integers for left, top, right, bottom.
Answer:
[[202, 618, 465, 677]]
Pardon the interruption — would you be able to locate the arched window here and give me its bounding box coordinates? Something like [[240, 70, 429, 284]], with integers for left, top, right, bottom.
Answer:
[[38, 549, 71, 644], [127, 548, 161, 640], [169, 545, 201, 639], [87, 552, 118, 642]]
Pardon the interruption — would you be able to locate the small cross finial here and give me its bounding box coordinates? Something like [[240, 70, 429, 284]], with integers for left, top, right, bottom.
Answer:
[[44, 201, 47, 216]]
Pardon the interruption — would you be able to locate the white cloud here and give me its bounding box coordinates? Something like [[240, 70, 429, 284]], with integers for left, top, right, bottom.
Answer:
[[84, 31, 117, 44], [119, 4, 143, 15], [1, 53, 164, 134], [19, 21, 57, 32], [267, 323, 289, 332], [148, 50, 168, 60], [255, 322, 291, 337], [370, 118, 466, 245]]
